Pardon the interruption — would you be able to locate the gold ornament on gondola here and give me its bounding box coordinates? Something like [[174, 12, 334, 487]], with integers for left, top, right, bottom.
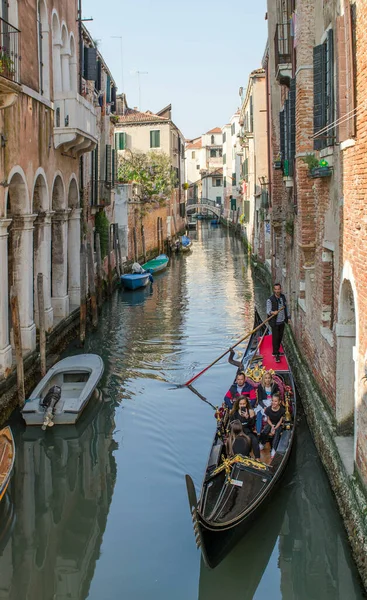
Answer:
[[212, 454, 267, 482], [245, 363, 275, 383]]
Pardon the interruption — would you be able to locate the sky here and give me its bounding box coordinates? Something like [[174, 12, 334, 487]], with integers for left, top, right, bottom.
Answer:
[[83, 0, 268, 139]]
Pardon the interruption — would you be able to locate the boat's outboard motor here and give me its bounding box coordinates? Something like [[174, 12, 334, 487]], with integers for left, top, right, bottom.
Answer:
[[41, 385, 61, 430]]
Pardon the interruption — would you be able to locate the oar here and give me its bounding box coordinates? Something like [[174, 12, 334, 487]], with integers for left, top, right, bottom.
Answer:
[[187, 384, 217, 411], [182, 309, 283, 388]]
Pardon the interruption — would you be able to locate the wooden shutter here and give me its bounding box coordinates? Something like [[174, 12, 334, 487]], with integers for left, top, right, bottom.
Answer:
[[111, 86, 117, 113], [106, 145, 112, 183], [90, 149, 95, 205], [106, 75, 111, 104], [313, 43, 327, 150], [344, 0, 355, 137], [279, 110, 285, 159], [94, 145, 99, 203], [83, 47, 97, 81], [243, 200, 250, 223], [232, 172, 236, 186], [326, 29, 334, 146], [288, 78, 296, 176], [95, 59, 102, 91]]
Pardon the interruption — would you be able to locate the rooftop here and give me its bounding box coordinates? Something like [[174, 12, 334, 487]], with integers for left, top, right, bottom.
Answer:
[[206, 127, 222, 134]]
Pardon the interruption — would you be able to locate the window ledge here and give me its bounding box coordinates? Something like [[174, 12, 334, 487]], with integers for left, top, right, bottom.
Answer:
[[298, 298, 306, 313], [320, 147, 334, 159], [320, 326, 334, 347], [340, 138, 356, 151]]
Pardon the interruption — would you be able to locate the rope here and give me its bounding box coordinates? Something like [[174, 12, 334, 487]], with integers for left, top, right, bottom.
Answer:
[[312, 102, 365, 139]]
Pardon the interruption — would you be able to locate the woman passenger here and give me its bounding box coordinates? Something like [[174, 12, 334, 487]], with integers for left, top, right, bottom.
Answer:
[[254, 371, 279, 434], [230, 396, 260, 459], [259, 393, 285, 458], [226, 420, 251, 457]]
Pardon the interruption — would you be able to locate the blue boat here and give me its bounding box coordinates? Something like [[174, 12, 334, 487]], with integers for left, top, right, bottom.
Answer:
[[120, 272, 153, 290], [181, 235, 192, 252]]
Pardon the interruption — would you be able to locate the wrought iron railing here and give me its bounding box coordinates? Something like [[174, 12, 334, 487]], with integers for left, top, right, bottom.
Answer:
[[91, 180, 112, 207], [0, 18, 21, 83], [274, 22, 292, 70]]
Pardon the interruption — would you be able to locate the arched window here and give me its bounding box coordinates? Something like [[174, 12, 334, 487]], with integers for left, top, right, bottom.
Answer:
[[211, 135, 215, 144], [69, 34, 77, 92], [52, 11, 62, 95], [38, 0, 50, 98]]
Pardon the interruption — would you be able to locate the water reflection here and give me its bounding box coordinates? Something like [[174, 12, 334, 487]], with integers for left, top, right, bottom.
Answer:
[[0, 394, 116, 600], [0, 223, 363, 600]]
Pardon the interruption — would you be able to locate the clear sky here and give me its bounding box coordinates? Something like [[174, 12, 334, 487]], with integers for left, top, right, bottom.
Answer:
[[83, 0, 268, 139]]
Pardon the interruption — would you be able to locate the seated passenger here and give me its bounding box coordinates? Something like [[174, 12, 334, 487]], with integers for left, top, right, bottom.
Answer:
[[230, 396, 260, 460], [224, 371, 256, 409], [259, 393, 285, 458], [254, 372, 280, 434], [226, 420, 251, 457]]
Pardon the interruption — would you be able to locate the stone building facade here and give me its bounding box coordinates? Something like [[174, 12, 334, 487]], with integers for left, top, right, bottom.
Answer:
[[264, 0, 367, 582], [0, 1, 117, 378]]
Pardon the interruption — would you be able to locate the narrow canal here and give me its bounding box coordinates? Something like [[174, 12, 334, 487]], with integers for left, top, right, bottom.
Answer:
[[1, 223, 365, 599]]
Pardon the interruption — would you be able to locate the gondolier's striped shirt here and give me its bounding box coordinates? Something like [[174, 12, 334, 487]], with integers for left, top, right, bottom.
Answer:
[[267, 296, 286, 324]]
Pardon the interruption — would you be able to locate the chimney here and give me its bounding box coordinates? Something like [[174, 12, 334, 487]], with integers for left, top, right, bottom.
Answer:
[[133, 106, 138, 110]]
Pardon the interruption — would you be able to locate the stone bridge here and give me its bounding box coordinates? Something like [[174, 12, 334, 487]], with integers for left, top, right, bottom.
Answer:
[[186, 198, 221, 218]]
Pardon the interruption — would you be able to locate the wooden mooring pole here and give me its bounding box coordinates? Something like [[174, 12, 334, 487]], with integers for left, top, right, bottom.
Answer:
[[133, 226, 138, 263], [113, 224, 121, 277], [95, 233, 103, 310], [37, 273, 46, 377], [80, 243, 87, 345], [87, 241, 98, 328], [141, 225, 147, 263], [157, 218, 160, 254], [107, 227, 113, 295], [10, 287, 25, 407]]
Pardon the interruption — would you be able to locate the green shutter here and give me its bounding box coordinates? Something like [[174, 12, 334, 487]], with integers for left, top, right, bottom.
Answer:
[[106, 75, 111, 104], [243, 200, 250, 223], [112, 149, 115, 185], [223, 154, 226, 165], [326, 29, 334, 146], [150, 130, 160, 148], [106, 144, 112, 183], [313, 43, 327, 150], [279, 110, 285, 159], [116, 132, 126, 150]]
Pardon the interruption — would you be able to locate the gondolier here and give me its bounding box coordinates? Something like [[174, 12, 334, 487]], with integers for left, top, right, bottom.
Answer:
[[266, 283, 290, 363]]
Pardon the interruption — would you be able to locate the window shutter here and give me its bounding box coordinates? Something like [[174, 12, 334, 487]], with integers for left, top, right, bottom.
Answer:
[[83, 47, 97, 81], [111, 86, 117, 113], [94, 145, 99, 203], [106, 75, 111, 104], [106, 145, 112, 183], [326, 29, 335, 146], [250, 96, 254, 132], [279, 110, 285, 159], [112, 149, 115, 185], [90, 149, 95, 205], [344, 0, 355, 137], [95, 59, 102, 91], [243, 200, 250, 223], [313, 43, 326, 150], [290, 78, 296, 164], [232, 172, 236, 186]]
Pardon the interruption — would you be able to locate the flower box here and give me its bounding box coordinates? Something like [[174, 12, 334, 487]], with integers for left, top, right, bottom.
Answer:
[[309, 166, 333, 178], [273, 160, 282, 170]]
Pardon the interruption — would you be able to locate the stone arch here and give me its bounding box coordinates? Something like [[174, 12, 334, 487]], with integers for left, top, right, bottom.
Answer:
[[33, 172, 53, 330], [6, 167, 30, 216], [68, 176, 79, 208], [51, 174, 69, 317], [7, 171, 36, 351], [51, 10, 62, 95], [336, 263, 358, 442], [38, 0, 50, 98], [67, 177, 81, 306], [51, 174, 66, 210], [69, 33, 77, 92]]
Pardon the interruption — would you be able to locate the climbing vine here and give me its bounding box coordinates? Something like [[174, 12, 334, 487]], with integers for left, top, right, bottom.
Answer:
[[95, 209, 110, 258]]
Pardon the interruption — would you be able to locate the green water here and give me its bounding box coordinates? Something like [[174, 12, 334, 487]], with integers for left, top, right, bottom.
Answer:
[[0, 223, 364, 599]]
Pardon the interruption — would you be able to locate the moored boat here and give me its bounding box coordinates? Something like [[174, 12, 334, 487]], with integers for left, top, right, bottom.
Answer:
[[142, 254, 169, 274], [120, 272, 153, 289], [22, 354, 104, 429], [187, 220, 197, 230], [181, 235, 192, 252], [0, 427, 15, 502], [186, 309, 296, 569]]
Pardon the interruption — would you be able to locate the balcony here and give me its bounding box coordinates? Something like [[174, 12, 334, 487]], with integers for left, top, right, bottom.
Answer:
[[0, 18, 21, 108], [54, 91, 97, 156], [91, 180, 112, 208], [274, 23, 292, 85]]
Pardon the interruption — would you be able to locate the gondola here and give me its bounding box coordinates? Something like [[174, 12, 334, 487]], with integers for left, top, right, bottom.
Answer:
[[185, 309, 296, 569]]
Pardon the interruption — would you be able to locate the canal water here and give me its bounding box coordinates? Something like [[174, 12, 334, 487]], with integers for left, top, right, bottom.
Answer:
[[0, 223, 365, 599]]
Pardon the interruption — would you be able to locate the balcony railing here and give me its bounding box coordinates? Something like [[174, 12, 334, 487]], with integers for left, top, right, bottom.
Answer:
[[0, 18, 21, 84], [91, 180, 112, 207], [274, 22, 292, 70]]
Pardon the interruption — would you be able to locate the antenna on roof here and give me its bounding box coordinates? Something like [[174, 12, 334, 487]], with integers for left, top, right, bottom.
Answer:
[[131, 70, 148, 111]]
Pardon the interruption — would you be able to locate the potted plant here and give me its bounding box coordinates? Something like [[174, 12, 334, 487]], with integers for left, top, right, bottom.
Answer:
[[182, 182, 189, 190], [302, 154, 333, 178], [0, 53, 15, 80], [273, 154, 282, 170]]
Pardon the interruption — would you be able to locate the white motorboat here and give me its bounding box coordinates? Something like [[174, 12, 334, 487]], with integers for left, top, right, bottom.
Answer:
[[22, 354, 104, 429]]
